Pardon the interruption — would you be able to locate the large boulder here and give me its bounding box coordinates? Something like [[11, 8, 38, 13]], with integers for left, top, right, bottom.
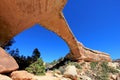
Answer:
[[0, 74, 12, 80], [10, 70, 36, 80], [63, 65, 78, 80], [0, 47, 18, 73]]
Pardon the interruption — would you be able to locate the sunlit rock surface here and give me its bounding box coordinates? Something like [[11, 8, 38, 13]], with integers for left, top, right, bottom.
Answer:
[[0, 47, 18, 73], [0, 0, 111, 62]]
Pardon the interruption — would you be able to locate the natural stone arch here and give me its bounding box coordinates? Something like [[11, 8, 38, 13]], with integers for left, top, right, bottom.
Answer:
[[0, 0, 111, 62]]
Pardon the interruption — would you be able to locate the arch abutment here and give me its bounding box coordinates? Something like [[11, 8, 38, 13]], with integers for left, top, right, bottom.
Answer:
[[37, 13, 83, 60]]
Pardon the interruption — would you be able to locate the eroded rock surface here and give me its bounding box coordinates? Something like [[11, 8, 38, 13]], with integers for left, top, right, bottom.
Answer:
[[0, 74, 12, 80], [11, 70, 36, 80], [0, 0, 111, 62], [66, 42, 111, 62], [0, 47, 18, 73]]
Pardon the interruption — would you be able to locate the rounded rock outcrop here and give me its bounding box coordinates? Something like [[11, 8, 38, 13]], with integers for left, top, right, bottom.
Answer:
[[0, 47, 18, 73]]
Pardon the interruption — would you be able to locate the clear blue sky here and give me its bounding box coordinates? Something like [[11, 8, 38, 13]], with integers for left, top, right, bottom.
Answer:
[[11, 0, 120, 62]]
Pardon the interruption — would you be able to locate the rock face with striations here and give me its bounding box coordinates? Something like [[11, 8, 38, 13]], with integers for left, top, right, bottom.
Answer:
[[0, 0, 111, 62], [0, 47, 18, 73]]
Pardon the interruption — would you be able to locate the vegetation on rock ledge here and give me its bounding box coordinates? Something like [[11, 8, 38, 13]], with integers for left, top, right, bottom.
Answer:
[[25, 58, 45, 75]]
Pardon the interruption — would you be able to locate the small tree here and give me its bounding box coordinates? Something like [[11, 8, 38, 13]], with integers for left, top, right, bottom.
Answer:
[[9, 48, 20, 59], [9, 48, 28, 70], [32, 48, 41, 62], [25, 58, 45, 75], [2, 38, 15, 51]]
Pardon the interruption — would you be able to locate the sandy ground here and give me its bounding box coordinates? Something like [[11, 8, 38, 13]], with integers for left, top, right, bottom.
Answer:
[[35, 76, 59, 80], [34, 72, 60, 80]]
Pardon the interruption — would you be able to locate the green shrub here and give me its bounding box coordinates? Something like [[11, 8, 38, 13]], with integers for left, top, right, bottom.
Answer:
[[108, 66, 119, 74], [25, 58, 45, 75], [101, 62, 109, 73], [92, 62, 109, 80], [73, 62, 82, 69], [90, 62, 98, 70], [68, 62, 82, 69], [101, 62, 119, 74], [85, 62, 119, 80], [95, 72, 109, 80], [96, 62, 118, 80], [117, 66, 120, 70], [89, 62, 119, 80], [80, 62, 85, 66]]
